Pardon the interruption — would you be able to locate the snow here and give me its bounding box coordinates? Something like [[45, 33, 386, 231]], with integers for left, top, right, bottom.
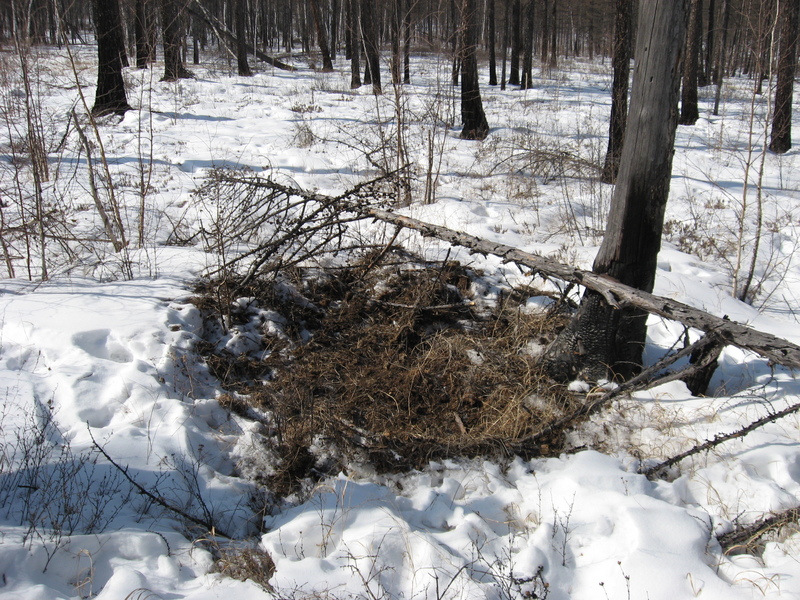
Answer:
[[1, 46, 800, 599]]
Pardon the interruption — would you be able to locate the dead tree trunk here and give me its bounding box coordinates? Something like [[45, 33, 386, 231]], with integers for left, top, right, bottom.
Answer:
[[768, 0, 800, 154], [679, 0, 701, 125], [544, 0, 688, 383], [601, 0, 633, 184]]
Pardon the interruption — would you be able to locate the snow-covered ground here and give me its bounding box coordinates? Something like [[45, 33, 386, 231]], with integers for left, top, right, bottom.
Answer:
[[1, 46, 800, 599]]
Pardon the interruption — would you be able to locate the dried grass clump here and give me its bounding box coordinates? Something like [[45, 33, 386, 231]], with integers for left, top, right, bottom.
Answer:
[[213, 545, 275, 591], [196, 250, 576, 495]]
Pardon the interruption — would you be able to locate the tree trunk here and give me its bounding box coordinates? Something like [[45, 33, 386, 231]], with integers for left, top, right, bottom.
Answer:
[[601, 0, 633, 184], [391, 0, 401, 83], [360, 0, 381, 93], [459, 0, 489, 140], [92, 0, 131, 117], [548, 0, 557, 69], [235, 0, 252, 75], [712, 0, 731, 115], [134, 0, 153, 69], [162, 0, 193, 81], [520, 0, 534, 89], [308, 0, 334, 71], [500, 0, 509, 90], [544, 0, 687, 383], [348, 0, 361, 88], [488, 0, 497, 85], [701, 0, 716, 86], [508, 0, 521, 85], [679, 0, 701, 125], [768, 0, 800, 154], [403, 0, 411, 84]]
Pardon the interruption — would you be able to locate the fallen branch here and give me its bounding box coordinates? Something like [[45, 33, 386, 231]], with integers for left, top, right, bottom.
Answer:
[[215, 174, 800, 372], [642, 397, 800, 479], [187, 1, 296, 72], [718, 506, 800, 553], [360, 207, 800, 371], [88, 428, 232, 539], [508, 333, 721, 455]]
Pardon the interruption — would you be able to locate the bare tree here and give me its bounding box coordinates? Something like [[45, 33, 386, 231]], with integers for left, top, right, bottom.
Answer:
[[544, 0, 688, 383]]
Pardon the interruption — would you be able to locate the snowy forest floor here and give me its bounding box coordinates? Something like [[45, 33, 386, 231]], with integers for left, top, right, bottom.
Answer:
[[1, 45, 800, 599]]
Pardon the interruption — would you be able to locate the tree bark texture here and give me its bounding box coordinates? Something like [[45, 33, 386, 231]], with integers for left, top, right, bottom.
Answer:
[[769, 0, 800, 154], [488, 0, 497, 85], [459, 0, 489, 140], [348, 0, 361, 88], [544, 0, 688, 382], [601, 0, 633, 184], [679, 0, 701, 125], [308, 0, 334, 71], [508, 0, 521, 85], [92, 0, 131, 116]]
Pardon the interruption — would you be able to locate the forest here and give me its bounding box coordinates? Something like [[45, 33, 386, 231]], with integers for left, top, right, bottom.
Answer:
[[1, 1, 800, 599]]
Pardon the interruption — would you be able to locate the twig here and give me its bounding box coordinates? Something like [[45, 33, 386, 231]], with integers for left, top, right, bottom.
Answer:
[[87, 427, 232, 539], [718, 507, 800, 552], [643, 397, 800, 479], [510, 333, 721, 455]]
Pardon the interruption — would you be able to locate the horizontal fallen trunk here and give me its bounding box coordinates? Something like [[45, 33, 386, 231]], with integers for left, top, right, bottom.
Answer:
[[212, 173, 800, 373], [188, 1, 296, 72], [359, 208, 800, 372]]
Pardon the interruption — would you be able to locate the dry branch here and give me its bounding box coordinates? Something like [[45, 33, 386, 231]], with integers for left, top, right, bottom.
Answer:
[[642, 397, 800, 478], [187, 1, 296, 72], [718, 507, 800, 553], [216, 173, 800, 373], [357, 208, 800, 372]]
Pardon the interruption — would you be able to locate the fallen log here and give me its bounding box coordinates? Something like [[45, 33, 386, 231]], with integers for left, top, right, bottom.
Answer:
[[187, 1, 296, 72], [360, 207, 800, 372], [211, 172, 800, 373]]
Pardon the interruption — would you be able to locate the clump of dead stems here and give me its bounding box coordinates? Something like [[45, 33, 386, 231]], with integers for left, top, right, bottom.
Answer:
[[195, 249, 576, 497]]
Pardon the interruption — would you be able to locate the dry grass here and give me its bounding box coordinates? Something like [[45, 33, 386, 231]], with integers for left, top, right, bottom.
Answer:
[[213, 545, 276, 590], [195, 249, 577, 496]]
